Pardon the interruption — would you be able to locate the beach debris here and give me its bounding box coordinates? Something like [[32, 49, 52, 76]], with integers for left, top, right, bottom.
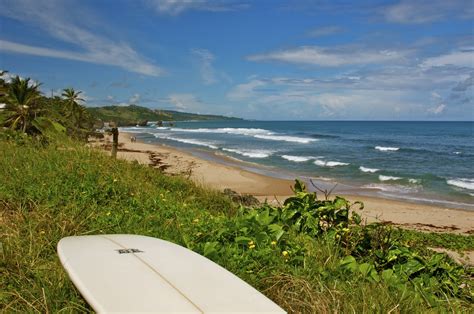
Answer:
[[223, 188, 260, 206]]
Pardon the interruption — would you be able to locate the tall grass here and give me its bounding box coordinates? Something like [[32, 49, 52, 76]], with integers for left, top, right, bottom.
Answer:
[[1, 138, 472, 312]]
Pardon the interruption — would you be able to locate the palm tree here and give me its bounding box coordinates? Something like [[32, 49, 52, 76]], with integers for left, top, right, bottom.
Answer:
[[0, 70, 8, 97], [62, 88, 84, 127], [0, 76, 42, 133]]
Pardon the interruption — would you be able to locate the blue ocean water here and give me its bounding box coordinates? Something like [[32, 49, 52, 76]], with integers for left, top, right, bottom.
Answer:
[[121, 121, 474, 210]]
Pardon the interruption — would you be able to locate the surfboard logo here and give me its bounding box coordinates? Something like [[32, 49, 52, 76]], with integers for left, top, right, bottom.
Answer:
[[116, 248, 144, 254]]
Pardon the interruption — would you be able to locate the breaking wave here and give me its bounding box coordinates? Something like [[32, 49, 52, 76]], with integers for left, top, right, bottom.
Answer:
[[379, 175, 402, 181], [222, 148, 275, 158], [375, 146, 400, 152], [447, 178, 474, 190], [359, 166, 379, 173], [314, 160, 350, 167]]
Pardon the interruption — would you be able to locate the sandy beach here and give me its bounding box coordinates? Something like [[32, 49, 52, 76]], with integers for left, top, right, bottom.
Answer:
[[91, 132, 474, 236]]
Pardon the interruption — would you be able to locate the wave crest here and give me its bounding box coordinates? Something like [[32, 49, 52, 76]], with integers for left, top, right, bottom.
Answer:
[[375, 146, 399, 151], [223, 148, 274, 158], [379, 175, 402, 181], [314, 160, 349, 167], [447, 178, 474, 190], [359, 166, 379, 173]]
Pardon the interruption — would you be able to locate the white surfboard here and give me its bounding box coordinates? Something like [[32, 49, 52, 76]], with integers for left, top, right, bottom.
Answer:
[[58, 234, 285, 313]]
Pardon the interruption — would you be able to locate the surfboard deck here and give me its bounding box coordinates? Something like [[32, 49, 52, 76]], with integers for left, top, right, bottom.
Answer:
[[58, 234, 285, 313]]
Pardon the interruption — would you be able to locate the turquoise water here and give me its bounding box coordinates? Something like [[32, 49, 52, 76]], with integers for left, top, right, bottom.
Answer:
[[121, 121, 474, 210]]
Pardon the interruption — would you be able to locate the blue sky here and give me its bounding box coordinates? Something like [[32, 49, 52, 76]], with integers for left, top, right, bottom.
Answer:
[[0, 0, 473, 120]]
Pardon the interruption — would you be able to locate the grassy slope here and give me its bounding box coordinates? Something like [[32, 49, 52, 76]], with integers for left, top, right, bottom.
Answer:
[[87, 105, 241, 125], [1, 139, 472, 312]]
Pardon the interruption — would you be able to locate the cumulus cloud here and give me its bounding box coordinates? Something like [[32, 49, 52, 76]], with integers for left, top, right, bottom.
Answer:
[[148, 0, 249, 15], [0, 0, 163, 76], [226, 56, 472, 119], [247, 46, 411, 67]]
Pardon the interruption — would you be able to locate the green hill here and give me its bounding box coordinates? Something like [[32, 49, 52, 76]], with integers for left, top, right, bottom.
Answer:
[[87, 105, 241, 126]]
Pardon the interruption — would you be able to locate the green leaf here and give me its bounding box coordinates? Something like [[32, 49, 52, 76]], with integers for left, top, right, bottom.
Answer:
[[358, 263, 373, 277], [256, 209, 273, 225], [268, 224, 285, 240], [203, 242, 219, 258], [340, 255, 358, 272], [234, 236, 252, 244]]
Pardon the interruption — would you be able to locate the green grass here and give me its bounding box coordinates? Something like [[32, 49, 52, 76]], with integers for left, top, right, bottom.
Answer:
[[1, 137, 473, 313], [393, 229, 474, 252]]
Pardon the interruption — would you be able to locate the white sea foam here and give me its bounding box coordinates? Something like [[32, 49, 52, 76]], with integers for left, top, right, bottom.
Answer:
[[363, 183, 419, 193], [152, 134, 218, 149], [222, 148, 274, 158], [359, 166, 379, 173], [446, 178, 474, 190], [119, 127, 151, 133], [453, 151, 461, 155], [254, 134, 316, 144], [314, 160, 349, 167], [171, 127, 271, 136], [409, 178, 420, 184], [170, 127, 315, 144], [375, 146, 399, 151], [281, 155, 317, 162], [379, 175, 402, 181]]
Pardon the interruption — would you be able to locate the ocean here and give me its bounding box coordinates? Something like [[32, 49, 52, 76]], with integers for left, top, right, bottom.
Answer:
[[121, 121, 474, 210]]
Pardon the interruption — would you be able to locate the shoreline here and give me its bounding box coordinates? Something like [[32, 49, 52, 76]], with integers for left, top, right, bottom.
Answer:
[[91, 131, 474, 235]]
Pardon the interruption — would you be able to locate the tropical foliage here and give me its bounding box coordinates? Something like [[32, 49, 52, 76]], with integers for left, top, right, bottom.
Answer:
[[0, 71, 94, 139]]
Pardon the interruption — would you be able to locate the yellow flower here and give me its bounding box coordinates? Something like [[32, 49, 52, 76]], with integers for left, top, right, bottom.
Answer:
[[39, 230, 45, 235], [249, 244, 256, 249], [282, 251, 289, 257], [271, 241, 277, 246], [193, 218, 199, 223], [248, 240, 254, 246], [335, 234, 340, 239], [113, 179, 118, 182], [106, 211, 111, 216]]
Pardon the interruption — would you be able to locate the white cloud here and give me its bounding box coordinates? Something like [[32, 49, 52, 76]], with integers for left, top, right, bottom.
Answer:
[[148, 0, 249, 15], [421, 49, 474, 68], [226, 79, 266, 100], [226, 65, 472, 119], [191, 48, 217, 85], [247, 46, 411, 67], [129, 93, 141, 104], [428, 104, 446, 114], [0, 0, 163, 76], [382, 0, 472, 24], [167, 93, 202, 111], [190, 48, 232, 85]]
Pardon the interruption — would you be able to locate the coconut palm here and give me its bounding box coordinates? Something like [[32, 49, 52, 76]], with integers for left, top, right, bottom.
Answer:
[[0, 70, 7, 96], [0, 76, 43, 133], [62, 88, 84, 127]]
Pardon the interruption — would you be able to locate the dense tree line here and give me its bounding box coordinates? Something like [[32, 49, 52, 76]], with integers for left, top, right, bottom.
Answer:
[[0, 71, 96, 140]]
